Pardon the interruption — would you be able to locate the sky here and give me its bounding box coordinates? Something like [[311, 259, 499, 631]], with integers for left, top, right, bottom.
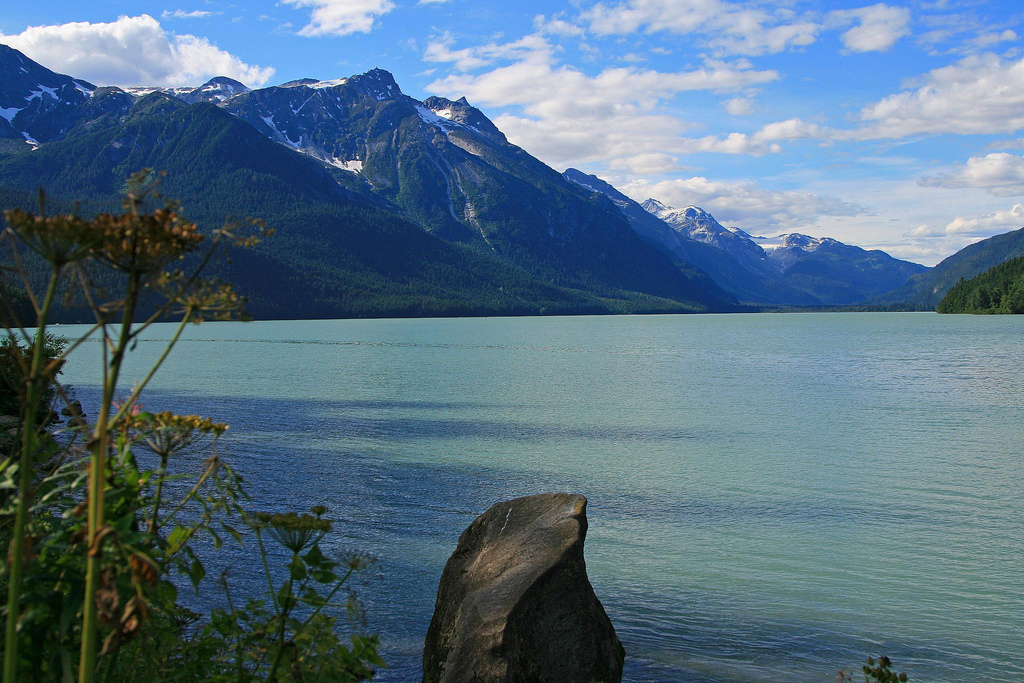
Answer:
[[3, 1, 1024, 266]]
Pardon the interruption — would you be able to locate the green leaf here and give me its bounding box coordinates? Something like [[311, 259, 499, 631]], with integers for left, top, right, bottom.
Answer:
[[189, 556, 206, 592], [303, 542, 326, 569], [222, 522, 243, 544], [167, 525, 190, 554], [288, 554, 307, 581]]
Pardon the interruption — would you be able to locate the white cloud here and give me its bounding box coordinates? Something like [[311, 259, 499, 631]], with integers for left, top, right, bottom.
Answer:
[[829, 3, 911, 53], [969, 29, 1018, 50], [0, 14, 274, 87], [424, 33, 553, 72], [608, 153, 685, 175], [426, 38, 781, 169], [533, 14, 584, 37], [621, 176, 865, 232], [920, 153, 1024, 196], [582, 0, 821, 56], [161, 9, 215, 20], [753, 118, 834, 142], [280, 0, 395, 37], [906, 204, 1024, 237], [856, 53, 1024, 138]]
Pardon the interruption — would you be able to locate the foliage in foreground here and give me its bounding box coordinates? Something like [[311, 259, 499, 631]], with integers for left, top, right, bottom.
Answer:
[[0, 174, 381, 682], [937, 255, 1024, 314]]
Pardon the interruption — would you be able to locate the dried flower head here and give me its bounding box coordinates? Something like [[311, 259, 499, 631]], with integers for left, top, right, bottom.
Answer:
[[259, 512, 332, 553], [3, 208, 99, 267], [130, 411, 228, 457]]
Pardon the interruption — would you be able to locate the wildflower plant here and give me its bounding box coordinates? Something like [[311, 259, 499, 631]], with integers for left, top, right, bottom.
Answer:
[[0, 173, 380, 682]]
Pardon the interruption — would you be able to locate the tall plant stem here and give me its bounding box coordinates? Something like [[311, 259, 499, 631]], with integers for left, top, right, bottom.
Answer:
[[2, 268, 59, 683], [148, 453, 170, 534], [265, 556, 298, 682], [79, 275, 139, 683]]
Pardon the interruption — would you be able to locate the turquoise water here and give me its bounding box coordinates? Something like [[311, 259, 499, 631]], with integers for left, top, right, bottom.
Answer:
[[56, 313, 1023, 681]]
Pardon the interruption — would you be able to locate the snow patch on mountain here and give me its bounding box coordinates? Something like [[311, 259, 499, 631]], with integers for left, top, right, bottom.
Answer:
[[750, 233, 841, 253], [324, 157, 362, 173], [123, 87, 162, 97], [259, 113, 300, 149], [416, 104, 445, 126], [310, 78, 348, 89]]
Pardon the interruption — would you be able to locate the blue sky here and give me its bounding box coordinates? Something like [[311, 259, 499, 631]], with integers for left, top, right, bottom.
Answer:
[[3, 0, 1024, 265]]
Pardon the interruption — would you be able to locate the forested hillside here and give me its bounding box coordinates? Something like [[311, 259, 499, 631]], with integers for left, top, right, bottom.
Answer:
[[937, 256, 1024, 314]]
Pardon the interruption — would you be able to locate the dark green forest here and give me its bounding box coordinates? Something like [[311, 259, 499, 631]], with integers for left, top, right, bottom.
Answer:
[[937, 256, 1024, 314]]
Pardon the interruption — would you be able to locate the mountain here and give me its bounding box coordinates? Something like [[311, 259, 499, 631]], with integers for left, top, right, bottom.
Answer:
[[875, 227, 1024, 309], [642, 199, 778, 279], [564, 168, 925, 306], [643, 198, 927, 305], [937, 256, 1024, 314], [563, 169, 817, 305], [0, 45, 738, 319], [126, 76, 251, 104]]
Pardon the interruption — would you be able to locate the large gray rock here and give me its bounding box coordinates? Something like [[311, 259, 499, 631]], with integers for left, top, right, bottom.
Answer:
[[422, 493, 624, 683]]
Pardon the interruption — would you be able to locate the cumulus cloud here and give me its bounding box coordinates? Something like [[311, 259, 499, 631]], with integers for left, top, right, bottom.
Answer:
[[920, 153, 1024, 196], [608, 153, 686, 175], [425, 37, 781, 169], [582, 0, 821, 56], [856, 53, 1024, 138], [424, 33, 553, 72], [0, 14, 274, 87], [828, 3, 911, 53], [723, 96, 754, 116], [280, 0, 395, 37], [621, 176, 865, 232], [906, 204, 1024, 237]]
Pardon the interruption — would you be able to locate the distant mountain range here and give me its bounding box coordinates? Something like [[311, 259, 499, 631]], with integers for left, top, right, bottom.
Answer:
[[565, 169, 928, 306], [3, 43, 1002, 318]]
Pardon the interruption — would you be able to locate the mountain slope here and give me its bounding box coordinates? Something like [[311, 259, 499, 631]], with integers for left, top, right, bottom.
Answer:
[[874, 227, 1024, 309], [219, 72, 734, 307], [640, 195, 926, 305], [0, 44, 745, 317], [937, 256, 1024, 314], [0, 43, 136, 146], [563, 169, 816, 305], [0, 91, 722, 319], [643, 199, 778, 279], [756, 233, 928, 304]]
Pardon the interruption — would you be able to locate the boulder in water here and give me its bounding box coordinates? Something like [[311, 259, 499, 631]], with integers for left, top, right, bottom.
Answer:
[[422, 492, 624, 682]]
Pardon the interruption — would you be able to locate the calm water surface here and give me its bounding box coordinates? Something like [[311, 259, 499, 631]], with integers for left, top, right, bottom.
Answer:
[[57, 313, 1023, 682]]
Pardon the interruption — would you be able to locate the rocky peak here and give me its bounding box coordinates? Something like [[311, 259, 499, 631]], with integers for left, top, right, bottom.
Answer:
[[172, 76, 250, 104], [347, 68, 402, 100], [279, 78, 320, 88], [421, 95, 507, 143], [641, 198, 669, 213]]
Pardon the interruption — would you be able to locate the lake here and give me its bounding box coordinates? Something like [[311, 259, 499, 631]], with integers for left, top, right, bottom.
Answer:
[[55, 312, 1023, 682]]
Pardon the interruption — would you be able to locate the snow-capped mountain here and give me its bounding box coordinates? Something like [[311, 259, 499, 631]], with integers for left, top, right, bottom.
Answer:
[[750, 233, 843, 269], [0, 45, 737, 315], [126, 76, 250, 105], [642, 198, 777, 278], [0, 43, 101, 146], [563, 169, 817, 305], [637, 198, 928, 304]]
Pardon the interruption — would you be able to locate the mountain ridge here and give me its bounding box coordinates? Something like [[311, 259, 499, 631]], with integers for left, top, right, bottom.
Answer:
[[0, 45, 740, 319]]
